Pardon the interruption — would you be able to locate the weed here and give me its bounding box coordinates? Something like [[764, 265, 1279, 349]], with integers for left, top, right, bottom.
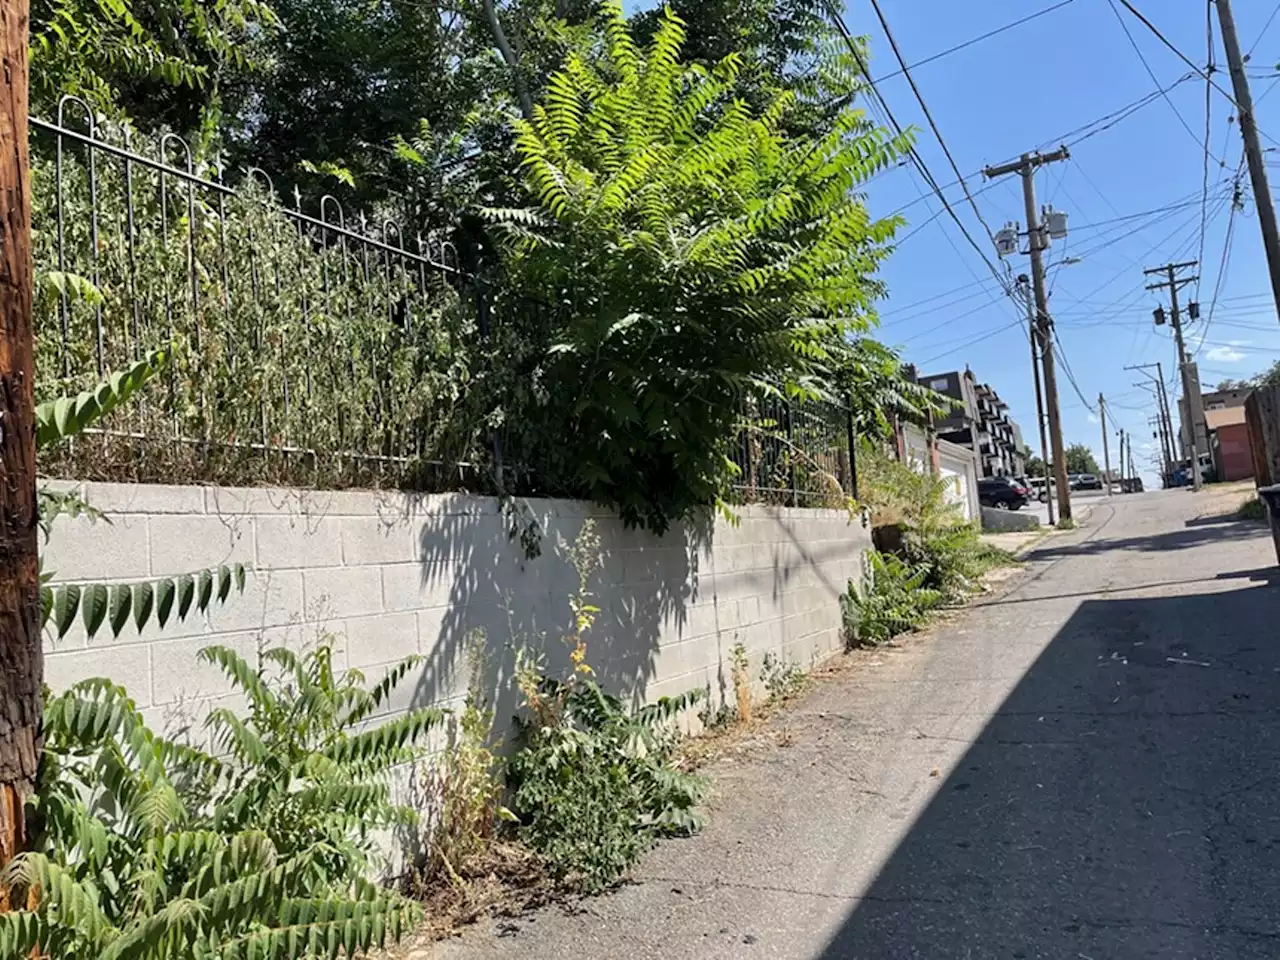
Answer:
[[1238, 497, 1268, 521], [730, 641, 752, 723], [507, 520, 706, 892], [1056, 516, 1077, 530], [760, 651, 806, 702], [842, 551, 943, 647]]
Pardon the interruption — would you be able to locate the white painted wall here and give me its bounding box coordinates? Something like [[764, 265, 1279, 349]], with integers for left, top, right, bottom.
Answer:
[[41, 483, 872, 745], [901, 427, 981, 522]]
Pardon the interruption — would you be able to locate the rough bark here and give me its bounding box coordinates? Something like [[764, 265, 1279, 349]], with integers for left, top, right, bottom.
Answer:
[[0, 0, 38, 901]]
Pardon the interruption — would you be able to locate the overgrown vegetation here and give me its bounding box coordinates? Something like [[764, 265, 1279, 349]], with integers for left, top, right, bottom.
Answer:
[[1238, 496, 1268, 521], [844, 446, 1015, 645], [505, 521, 706, 891], [3, 643, 433, 958], [760, 651, 806, 702]]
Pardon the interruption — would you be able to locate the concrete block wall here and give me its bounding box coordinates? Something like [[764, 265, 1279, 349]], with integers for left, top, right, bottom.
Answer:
[[42, 482, 872, 745]]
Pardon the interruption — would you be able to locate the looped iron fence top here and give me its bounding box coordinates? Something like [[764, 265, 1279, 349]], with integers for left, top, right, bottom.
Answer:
[[31, 115, 469, 279]]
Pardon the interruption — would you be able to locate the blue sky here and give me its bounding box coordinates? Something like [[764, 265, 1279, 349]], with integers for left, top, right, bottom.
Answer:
[[627, 0, 1280, 483]]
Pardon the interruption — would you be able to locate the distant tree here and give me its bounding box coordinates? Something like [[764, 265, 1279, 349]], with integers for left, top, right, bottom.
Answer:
[[1064, 443, 1100, 475], [1025, 454, 1046, 478], [1252, 360, 1280, 388]]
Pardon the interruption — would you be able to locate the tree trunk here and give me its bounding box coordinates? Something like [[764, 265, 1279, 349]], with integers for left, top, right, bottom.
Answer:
[[480, 0, 534, 121], [0, 0, 38, 903]]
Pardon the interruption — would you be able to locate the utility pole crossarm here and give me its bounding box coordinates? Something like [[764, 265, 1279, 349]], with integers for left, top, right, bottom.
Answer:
[[1143, 261, 1198, 276], [982, 145, 1070, 179]]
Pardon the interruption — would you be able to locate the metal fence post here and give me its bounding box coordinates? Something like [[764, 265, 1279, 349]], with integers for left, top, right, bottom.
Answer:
[[784, 397, 797, 507], [846, 392, 859, 500]]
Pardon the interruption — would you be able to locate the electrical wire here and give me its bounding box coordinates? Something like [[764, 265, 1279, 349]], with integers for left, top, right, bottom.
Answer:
[[864, 0, 1004, 254], [1106, 0, 1222, 165], [1052, 327, 1096, 412], [1196, 0, 1216, 300], [1249, 1, 1280, 57], [866, 0, 1076, 86], [1112, 0, 1240, 109], [1194, 170, 1245, 357], [821, 2, 1016, 299]]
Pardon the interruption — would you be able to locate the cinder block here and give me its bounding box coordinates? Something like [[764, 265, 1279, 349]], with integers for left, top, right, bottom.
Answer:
[[43, 513, 150, 582], [255, 515, 343, 570], [44, 644, 152, 703], [382, 562, 454, 613], [204, 570, 306, 635], [149, 515, 253, 577], [346, 611, 420, 669], [304, 566, 383, 619], [341, 517, 417, 566], [85, 482, 206, 515], [151, 631, 261, 705]]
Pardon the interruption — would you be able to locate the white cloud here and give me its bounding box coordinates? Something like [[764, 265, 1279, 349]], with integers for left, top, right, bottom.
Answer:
[[1086, 412, 1099, 423], [1206, 345, 1246, 363]]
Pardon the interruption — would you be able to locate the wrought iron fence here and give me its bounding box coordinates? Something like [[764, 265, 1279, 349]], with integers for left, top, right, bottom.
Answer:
[[31, 98, 858, 509], [32, 99, 487, 490], [729, 391, 858, 507]]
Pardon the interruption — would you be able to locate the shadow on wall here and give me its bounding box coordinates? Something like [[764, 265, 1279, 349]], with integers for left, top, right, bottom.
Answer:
[[815, 578, 1280, 958], [407, 500, 713, 752]]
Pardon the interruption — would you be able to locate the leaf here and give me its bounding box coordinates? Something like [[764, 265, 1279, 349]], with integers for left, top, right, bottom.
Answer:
[[81, 583, 109, 638], [177, 574, 195, 620], [156, 578, 176, 628], [54, 584, 80, 639], [197, 568, 213, 611], [133, 580, 155, 631], [109, 584, 132, 637], [217, 565, 232, 603]]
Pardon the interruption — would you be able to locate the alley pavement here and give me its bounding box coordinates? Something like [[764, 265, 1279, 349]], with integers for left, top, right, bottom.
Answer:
[[439, 489, 1280, 960]]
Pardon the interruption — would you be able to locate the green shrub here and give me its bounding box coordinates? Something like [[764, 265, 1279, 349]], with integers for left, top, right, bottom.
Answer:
[[4, 643, 435, 958], [1238, 497, 1268, 521], [760, 652, 806, 702], [507, 677, 705, 893], [842, 551, 942, 647]]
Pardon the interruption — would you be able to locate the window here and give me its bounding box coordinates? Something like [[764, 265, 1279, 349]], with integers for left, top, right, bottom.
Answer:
[[929, 378, 950, 392]]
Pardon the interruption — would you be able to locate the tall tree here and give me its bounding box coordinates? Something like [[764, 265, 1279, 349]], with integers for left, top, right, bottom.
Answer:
[[1064, 443, 1100, 475], [487, 1, 909, 531]]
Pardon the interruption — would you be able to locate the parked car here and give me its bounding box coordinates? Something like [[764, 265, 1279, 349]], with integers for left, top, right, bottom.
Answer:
[[1026, 477, 1050, 502], [978, 477, 1030, 510], [1073, 473, 1103, 491]]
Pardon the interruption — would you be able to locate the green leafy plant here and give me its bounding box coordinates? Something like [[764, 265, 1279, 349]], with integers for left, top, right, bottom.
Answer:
[[1056, 516, 1077, 531], [1238, 497, 1267, 521], [507, 678, 705, 892], [506, 519, 705, 891], [760, 651, 806, 702], [5, 641, 433, 958], [841, 551, 942, 648], [488, 0, 910, 531]]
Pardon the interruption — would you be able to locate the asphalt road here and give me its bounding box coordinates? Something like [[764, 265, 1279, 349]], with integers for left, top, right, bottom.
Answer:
[[439, 490, 1280, 960]]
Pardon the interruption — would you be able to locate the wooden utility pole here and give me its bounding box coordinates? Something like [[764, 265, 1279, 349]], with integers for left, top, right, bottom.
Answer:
[[1216, 0, 1280, 327], [985, 147, 1072, 522], [0, 0, 37, 893], [1099, 393, 1113, 495], [1020, 275, 1054, 523], [1118, 429, 1127, 488], [1145, 261, 1202, 491]]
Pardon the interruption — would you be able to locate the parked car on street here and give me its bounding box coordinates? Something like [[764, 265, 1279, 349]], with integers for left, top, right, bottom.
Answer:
[[978, 476, 1030, 510], [1073, 474, 1103, 491], [1027, 477, 1050, 502]]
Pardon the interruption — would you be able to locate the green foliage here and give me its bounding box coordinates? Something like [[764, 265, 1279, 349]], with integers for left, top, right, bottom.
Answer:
[[1064, 443, 1101, 476], [1238, 496, 1268, 521], [42, 563, 247, 640], [760, 651, 806, 702], [34, 349, 167, 449], [31, 0, 277, 123], [1056, 516, 1077, 531], [508, 678, 706, 892], [488, 1, 909, 531], [835, 338, 956, 439], [9, 643, 432, 958], [506, 518, 705, 891], [1217, 361, 1280, 392], [841, 551, 941, 647], [1025, 454, 1046, 478], [33, 137, 482, 490]]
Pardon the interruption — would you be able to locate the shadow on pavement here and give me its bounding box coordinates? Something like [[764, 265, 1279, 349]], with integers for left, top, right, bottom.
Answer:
[[818, 578, 1280, 959], [1025, 521, 1271, 560]]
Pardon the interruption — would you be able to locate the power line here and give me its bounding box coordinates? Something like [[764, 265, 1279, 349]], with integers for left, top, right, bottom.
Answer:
[[1052, 327, 1095, 412], [1195, 169, 1245, 356], [1197, 0, 1216, 300], [821, 2, 1015, 298], [1112, 0, 1240, 109], [1106, 0, 1222, 165], [1249, 1, 1280, 56], [867, 0, 1077, 85], [865, 0, 1003, 253]]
